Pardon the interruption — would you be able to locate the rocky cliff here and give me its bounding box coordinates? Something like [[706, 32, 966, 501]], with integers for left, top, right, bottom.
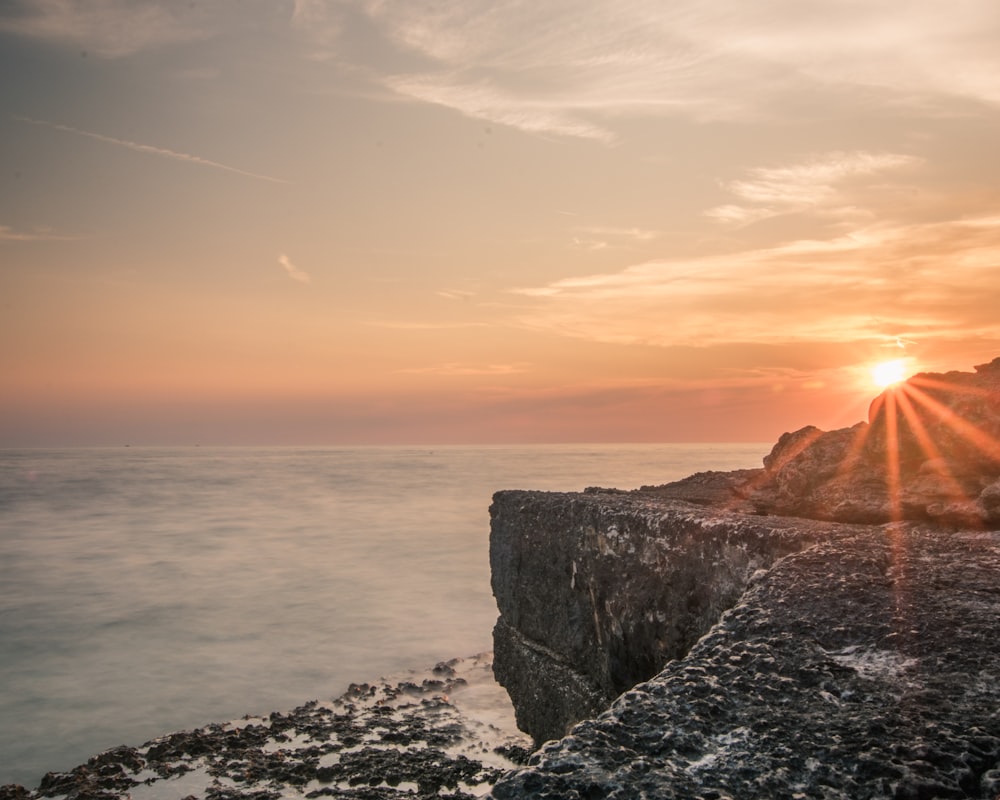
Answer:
[[490, 491, 865, 747], [489, 360, 1000, 798]]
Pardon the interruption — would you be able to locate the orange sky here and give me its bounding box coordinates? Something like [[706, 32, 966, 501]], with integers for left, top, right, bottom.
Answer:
[[3, 1, 1000, 445]]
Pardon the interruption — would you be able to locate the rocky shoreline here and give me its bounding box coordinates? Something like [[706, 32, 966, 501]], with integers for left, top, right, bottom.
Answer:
[[8, 359, 1000, 799], [490, 506, 1000, 798], [0, 654, 532, 800], [489, 359, 1000, 798]]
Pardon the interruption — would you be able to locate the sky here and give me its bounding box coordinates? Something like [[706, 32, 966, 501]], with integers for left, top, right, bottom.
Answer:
[[2, 0, 1000, 446]]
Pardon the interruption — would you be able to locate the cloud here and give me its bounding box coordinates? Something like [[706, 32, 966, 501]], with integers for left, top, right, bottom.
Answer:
[[571, 225, 659, 250], [509, 214, 1000, 349], [0, 225, 75, 242], [366, 320, 491, 331], [0, 0, 206, 57], [727, 152, 922, 205], [289, 0, 349, 57], [395, 362, 529, 376], [436, 289, 475, 301], [705, 151, 923, 225], [15, 116, 290, 184], [299, 0, 1000, 140], [278, 254, 311, 284], [703, 205, 776, 226], [382, 75, 616, 142]]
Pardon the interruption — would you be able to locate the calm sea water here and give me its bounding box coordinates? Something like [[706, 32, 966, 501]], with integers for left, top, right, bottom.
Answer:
[[0, 444, 767, 787]]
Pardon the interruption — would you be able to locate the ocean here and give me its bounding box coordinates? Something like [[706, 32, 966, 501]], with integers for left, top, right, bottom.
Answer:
[[0, 444, 768, 788]]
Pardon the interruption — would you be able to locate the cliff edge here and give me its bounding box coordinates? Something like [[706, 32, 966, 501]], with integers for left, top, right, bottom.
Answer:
[[490, 360, 1000, 798]]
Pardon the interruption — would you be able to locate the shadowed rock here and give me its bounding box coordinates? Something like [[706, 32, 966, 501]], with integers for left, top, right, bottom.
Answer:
[[489, 491, 863, 746], [491, 525, 1000, 799]]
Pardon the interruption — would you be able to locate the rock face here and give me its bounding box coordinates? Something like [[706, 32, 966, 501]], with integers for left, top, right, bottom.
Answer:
[[489, 358, 1000, 798], [490, 491, 868, 746], [749, 358, 1000, 525], [492, 524, 1000, 799]]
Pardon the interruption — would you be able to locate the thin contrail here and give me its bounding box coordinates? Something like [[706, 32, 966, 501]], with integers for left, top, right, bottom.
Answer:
[[14, 115, 290, 184]]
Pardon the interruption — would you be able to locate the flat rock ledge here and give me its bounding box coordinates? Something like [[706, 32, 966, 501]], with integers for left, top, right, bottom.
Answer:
[[489, 493, 1000, 799]]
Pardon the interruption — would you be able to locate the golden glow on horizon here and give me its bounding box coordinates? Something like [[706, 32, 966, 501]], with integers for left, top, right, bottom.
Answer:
[[3, 0, 1000, 445], [871, 359, 909, 389]]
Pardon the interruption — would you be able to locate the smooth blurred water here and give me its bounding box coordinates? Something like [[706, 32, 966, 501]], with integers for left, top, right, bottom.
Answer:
[[0, 444, 767, 787]]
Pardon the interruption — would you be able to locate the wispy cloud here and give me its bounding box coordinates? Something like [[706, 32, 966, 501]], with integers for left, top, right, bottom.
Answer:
[[571, 225, 659, 250], [396, 362, 529, 376], [383, 75, 616, 143], [15, 116, 290, 184], [367, 320, 492, 331], [303, 0, 1000, 141], [437, 289, 475, 301], [510, 214, 1000, 348], [705, 151, 923, 225], [0, 225, 75, 243], [278, 254, 311, 284], [0, 0, 206, 58]]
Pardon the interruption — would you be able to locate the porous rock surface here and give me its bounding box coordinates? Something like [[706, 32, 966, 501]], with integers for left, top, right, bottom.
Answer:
[[491, 525, 1000, 799], [490, 359, 1000, 798], [489, 491, 863, 746]]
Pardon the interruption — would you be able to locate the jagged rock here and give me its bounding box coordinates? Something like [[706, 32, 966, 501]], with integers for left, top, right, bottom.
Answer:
[[489, 491, 864, 746], [637, 469, 763, 508], [11, 655, 529, 800], [491, 526, 1000, 799], [488, 357, 1000, 798], [749, 358, 1000, 524]]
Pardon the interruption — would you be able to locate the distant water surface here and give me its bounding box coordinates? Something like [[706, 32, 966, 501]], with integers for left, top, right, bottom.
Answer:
[[0, 444, 767, 786]]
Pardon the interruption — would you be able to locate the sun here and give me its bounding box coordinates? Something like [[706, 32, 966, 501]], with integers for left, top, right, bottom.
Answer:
[[871, 358, 909, 389]]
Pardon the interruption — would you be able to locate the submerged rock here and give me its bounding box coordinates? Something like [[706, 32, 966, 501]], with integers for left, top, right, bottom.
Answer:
[[2, 654, 529, 800]]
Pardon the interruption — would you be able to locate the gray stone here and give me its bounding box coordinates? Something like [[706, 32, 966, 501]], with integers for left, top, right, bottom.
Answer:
[[489, 490, 865, 746], [491, 523, 1000, 799], [488, 356, 1000, 798]]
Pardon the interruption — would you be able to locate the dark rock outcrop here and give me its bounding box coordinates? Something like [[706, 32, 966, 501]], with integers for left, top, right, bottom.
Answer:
[[489, 357, 1000, 798], [492, 525, 1000, 799], [490, 492, 865, 746]]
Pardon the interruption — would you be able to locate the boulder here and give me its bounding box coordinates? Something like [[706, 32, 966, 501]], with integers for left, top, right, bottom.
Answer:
[[750, 358, 1000, 525]]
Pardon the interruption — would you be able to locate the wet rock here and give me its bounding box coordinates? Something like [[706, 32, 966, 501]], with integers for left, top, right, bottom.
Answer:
[[13, 654, 529, 800], [492, 745, 531, 766], [31, 745, 148, 800]]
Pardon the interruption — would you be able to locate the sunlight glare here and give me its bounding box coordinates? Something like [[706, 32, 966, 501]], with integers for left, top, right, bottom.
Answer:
[[871, 358, 908, 389]]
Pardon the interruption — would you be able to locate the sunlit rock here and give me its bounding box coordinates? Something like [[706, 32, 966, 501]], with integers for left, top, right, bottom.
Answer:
[[750, 358, 1000, 524]]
